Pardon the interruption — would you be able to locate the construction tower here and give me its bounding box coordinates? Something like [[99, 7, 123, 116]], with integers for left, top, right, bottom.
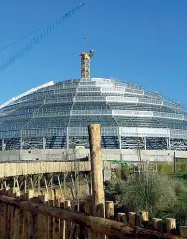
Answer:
[[80, 50, 94, 78]]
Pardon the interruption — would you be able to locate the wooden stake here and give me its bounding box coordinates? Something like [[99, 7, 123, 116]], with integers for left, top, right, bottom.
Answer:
[[140, 211, 148, 228], [65, 200, 71, 239], [105, 201, 114, 220], [79, 201, 86, 239], [24, 177, 27, 193], [129, 212, 136, 227], [48, 200, 54, 239], [106, 201, 114, 239], [180, 226, 187, 237], [7, 187, 13, 238], [117, 213, 126, 224], [152, 218, 162, 232], [166, 218, 176, 234], [22, 190, 33, 239], [60, 201, 65, 239], [85, 196, 96, 238], [0, 202, 8, 238], [54, 196, 60, 239], [12, 207, 23, 239]]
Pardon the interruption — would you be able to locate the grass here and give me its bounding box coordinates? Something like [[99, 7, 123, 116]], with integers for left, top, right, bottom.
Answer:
[[168, 172, 187, 184]]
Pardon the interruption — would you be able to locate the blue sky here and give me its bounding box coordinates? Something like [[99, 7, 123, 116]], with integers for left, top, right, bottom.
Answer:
[[0, 0, 187, 105]]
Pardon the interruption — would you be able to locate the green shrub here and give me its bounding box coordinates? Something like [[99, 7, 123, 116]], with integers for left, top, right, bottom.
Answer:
[[105, 173, 186, 218]]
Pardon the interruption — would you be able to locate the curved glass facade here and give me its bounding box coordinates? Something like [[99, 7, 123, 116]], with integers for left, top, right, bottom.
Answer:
[[0, 78, 187, 151]]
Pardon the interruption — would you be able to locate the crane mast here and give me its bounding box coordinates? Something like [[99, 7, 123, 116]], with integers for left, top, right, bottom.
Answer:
[[80, 50, 94, 78]]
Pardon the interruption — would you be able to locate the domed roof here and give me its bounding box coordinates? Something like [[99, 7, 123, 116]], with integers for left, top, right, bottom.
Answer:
[[0, 78, 187, 144]]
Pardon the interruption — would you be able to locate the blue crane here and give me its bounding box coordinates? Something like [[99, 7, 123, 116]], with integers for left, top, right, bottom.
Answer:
[[0, 2, 84, 74]]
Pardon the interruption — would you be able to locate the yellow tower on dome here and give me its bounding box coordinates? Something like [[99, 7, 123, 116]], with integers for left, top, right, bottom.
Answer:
[[80, 50, 94, 78]]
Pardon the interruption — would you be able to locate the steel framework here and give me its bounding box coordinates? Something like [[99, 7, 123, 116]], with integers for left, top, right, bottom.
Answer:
[[0, 77, 187, 151]]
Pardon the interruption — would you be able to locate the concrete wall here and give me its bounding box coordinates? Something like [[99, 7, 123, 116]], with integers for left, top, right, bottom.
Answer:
[[0, 148, 187, 162]]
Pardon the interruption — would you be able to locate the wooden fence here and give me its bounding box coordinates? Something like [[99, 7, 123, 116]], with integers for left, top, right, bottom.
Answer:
[[0, 161, 91, 177], [0, 188, 186, 239]]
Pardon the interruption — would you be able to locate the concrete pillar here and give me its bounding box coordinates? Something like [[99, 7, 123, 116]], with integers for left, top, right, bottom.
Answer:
[[144, 137, 147, 150]]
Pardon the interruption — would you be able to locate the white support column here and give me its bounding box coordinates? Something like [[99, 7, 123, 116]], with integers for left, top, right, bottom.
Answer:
[[43, 136, 46, 149], [20, 130, 23, 150], [119, 134, 122, 150], [144, 137, 147, 150], [66, 127, 69, 149], [167, 137, 171, 150], [2, 139, 4, 151]]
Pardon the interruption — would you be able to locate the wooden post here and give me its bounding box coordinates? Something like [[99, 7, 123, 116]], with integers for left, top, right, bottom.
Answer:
[[60, 201, 65, 239], [0, 202, 8, 238], [12, 206, 23, 239], [180, 226, 187, 237], [166, 218, 176, 234], [88, 124, 105, 216], [35, 195, 49, 238], [48, 200, 54, 239], [64, 173, 66, 199], [54, 196, 60, 239], [65, 200, 71, 239], [129, 212, 136, 227], [22, 192, 33, 239], [28, 189, 34, 199], [105, 201, 114, 220], [117, 213, 126, 224], [140, 211, 148, 228], [6, 187, 13, 238], [24, 177, 27, 193], [85, 196, 95, 238], [152, 218, 162, 232], [79, 201, 86, 239], [88, 124, 105, 239], [105, 201, 115, 239]]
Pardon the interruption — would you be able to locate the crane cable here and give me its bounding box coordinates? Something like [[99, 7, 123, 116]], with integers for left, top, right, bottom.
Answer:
[[0, 29, 40, 53], [0, 2, 85, 74]]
